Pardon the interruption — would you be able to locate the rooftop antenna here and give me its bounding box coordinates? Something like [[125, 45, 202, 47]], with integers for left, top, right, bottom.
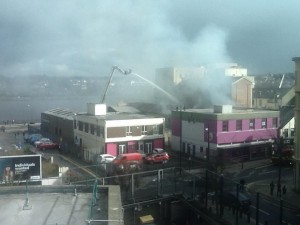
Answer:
[[101, 65, 131, 103]]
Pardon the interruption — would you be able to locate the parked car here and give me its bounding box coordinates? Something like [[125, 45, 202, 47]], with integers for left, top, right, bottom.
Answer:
[[24, 134, 42, 144], [113, 153, 143, 171], [144, 150, 169, 164], [152, 148, 165, 154], [29, 134, 43, 144], [97, 154, 116, 164], [37, 141, 60, 150], [34, 138, 51, 147]]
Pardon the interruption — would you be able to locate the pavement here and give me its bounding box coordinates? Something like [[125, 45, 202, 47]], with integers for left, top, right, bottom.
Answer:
[[223, 158, 300, 208], [219, 159, 300, 225]]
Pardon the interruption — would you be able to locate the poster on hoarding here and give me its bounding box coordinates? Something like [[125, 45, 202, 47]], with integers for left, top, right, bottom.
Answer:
[[0, 155, 42, 183]]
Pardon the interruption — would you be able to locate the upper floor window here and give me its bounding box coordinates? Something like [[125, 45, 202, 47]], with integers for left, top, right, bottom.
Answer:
[[261, 118, 267, 128], [249, 119, 255, 129], [78, 121, 83, 131], [84, 123, 89, 133], [236, 120, 242, 131], [222, 121, 228, 132], [96, 126, 100, 137], [126, 126, 132, 136], [153, 125, 159, 135], [141, 125, 147, 135], [90, 124, 95, 135], [74, 120, 77, 129], [100, 126, 105, 137]]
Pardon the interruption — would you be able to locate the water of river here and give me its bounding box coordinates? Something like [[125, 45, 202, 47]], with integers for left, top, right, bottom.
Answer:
[[0, 92, 156, 123], [0, 96, 100, 123]]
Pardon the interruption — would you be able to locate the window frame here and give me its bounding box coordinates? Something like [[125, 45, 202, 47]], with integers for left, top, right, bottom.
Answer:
[[261, 118, 267, 129], [222, 120, 229, 132], [249, 119, 255, 129], [236, 120, 242, 131]]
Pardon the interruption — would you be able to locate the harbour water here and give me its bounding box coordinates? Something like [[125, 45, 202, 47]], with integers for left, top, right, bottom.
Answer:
[[0, 96, 101, 123]]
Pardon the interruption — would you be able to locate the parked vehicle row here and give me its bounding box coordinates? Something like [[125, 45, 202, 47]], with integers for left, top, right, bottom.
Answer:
[[24, 133, 60, 150], [97, 148, 170, 173]]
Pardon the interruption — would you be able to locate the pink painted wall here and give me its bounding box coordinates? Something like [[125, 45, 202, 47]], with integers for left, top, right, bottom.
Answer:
[[107, 143, 117, 156], [215, 117, 279, 144]]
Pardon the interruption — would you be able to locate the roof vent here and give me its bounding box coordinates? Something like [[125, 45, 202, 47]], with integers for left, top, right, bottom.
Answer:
[[213, 105, 232, 113], [87, 103, 107, 116]]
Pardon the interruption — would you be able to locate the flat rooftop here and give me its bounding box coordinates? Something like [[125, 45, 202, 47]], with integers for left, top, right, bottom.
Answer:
[[0, 185, 123, 225]]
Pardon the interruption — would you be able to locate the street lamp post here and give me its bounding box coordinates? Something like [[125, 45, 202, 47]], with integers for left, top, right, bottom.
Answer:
[[176, 106, 184, 174], [27, 104, 31, 124], [179, 107, 182, 174], [205, 126, 210, 162]]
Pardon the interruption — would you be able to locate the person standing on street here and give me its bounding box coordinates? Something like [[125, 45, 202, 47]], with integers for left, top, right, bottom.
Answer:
[[277, 182, 282, 197], [282, 185, 287, 196]]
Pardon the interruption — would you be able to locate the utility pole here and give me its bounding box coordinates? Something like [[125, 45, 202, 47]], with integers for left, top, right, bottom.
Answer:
[[178, 107, 183, 174], [205, 125, 210, 162]]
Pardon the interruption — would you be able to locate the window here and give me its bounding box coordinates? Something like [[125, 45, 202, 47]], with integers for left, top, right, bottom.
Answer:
[[261, 118, 267, 128], [138, 142, 144, 151], [96, 126, 100, 137], [84, 123, 89, 133], [249, 119, 255, 129], [74, 120, 77, 129], [272, 118, 278, 128], [141, 125, 147, 135], [291, 128, 295, 137], [283, 129, 288, 138], [78, 121, 83, 131], [90, 124, 95, 135], [236, 120, 242, 131], [222, 121, 228, 132], [153, 125, 158, 135], [145, 142, 152, 153], [200, 147, 204, 153], [118, 144, 126, 154], [126, 126, 132, 136], [100, 126, 104, 137]]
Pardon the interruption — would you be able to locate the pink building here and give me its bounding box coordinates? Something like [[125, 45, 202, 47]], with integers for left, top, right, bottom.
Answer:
[[171, 105, 279, 161]]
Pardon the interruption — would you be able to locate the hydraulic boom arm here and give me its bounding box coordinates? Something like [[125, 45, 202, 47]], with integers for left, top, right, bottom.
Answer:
[[101, 65, 131, 103]]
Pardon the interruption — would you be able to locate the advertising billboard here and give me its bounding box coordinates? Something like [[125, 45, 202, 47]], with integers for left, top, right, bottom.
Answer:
[[0, 155, 42, 183]]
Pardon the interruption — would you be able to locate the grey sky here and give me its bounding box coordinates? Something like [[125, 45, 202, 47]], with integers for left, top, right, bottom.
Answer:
[[1, 0, 299, 78]]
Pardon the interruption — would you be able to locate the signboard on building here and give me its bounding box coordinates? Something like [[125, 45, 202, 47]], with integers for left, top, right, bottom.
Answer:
[[0, 155, 42, 183]]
